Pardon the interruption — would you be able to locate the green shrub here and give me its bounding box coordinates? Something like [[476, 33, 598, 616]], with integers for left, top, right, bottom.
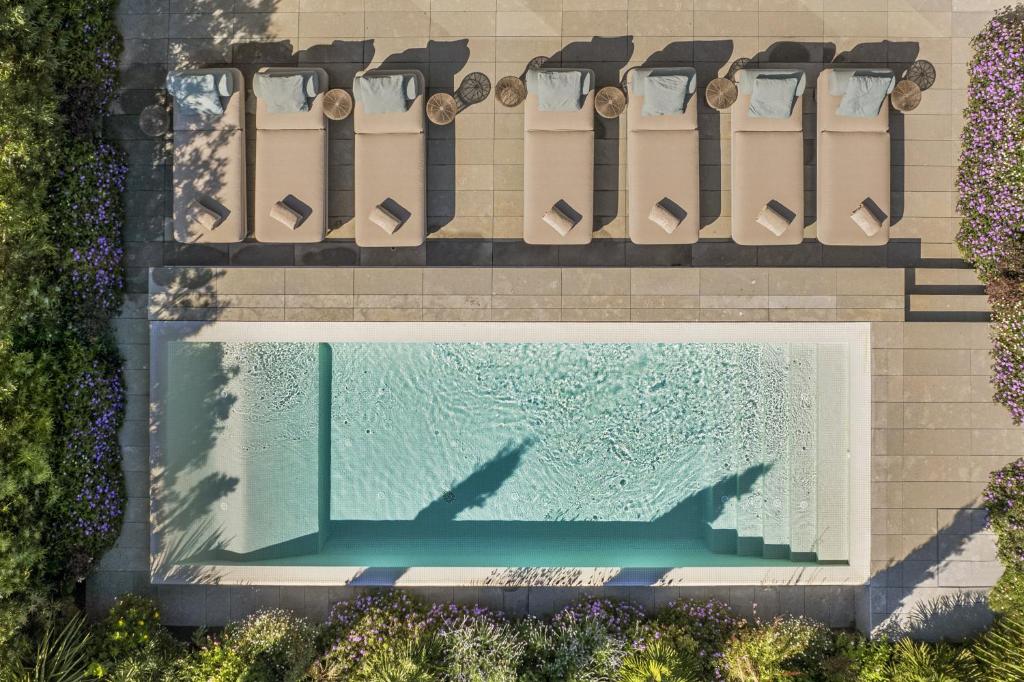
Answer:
[[0, 611, 93, 682], [351, 637, 439, 682], [86, 594, 179, 681], [616, 638, 701, 682], [654, 598, 744, 676], [821, 632, 892, 682], [887, 638, 979, 681], [972, 612, 1024, 680], [436, 609, 523, 682], [722, 616, 834, 682], [982, 457, 1024, 613]]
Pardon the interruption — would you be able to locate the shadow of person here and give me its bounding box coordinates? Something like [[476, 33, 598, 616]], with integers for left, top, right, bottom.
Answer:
[[379, 40, 471, 234], [546, 36, 635, 232]]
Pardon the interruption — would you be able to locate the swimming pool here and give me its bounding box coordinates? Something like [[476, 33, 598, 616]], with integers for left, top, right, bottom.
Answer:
[[150, 322, 871, 586]]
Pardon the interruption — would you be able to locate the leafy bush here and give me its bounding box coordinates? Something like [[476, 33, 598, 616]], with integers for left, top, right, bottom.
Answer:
[[972, 612, 1024, 680], [982, 457, 1024, 613], [654, 598, 743, 678], [616, 638, 700, 682], [433, 604, 524, 682], [822, 632, 892, 682], [1, 611, 93, 681], [86, 594, 179, 680], [957, 4, 1024, 278], [721, 616, 833, 682], [887, 638, 979, 681]]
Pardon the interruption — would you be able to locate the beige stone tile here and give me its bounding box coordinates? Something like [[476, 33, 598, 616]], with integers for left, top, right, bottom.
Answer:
[[759, 10, 824, 35], [699, 268, 767, 296], [284, 268, 354, 294], [698, 308, 770, 321], [903, 428, 971, 456], [284, 294, 355, 308], [904, 402, 974, 429], [770, 308, 838, 321], [562, 11, 628, 34], [562, 308, 631, 321], [285, 307, 355, 321], [494, 190, 523, 216], [903, 323, 989, 349], [430, 11, 497, 37], [354, 268, 423, 295], [823, 11, 887, 35], [903, 482, 980, 509], [888, 11, 952, 38], [836, 308, 903, 322], [364, 11, 430, 36], [630, 268, 700, 296], [423, 268, 492, 294], [355, 294, 422, 308], [423, 308, 492, 321], [562, 268, 630, 296], [971, 428, 1024, 455], [630, 308, 700, 321], [496, 11, 561, 36], [490, 307, 561, 321], [492, 268, 560, 295], [835, 268, 904, 296], [422, 294, 491, 309], [836, 295, 903, 309], [298, 12, 364, 37], [903, 349, 972, 376], [904, 455, 973, 482], [627, 10, 694, 35], [693, 11, 758, 36], [767, 268, 836, 296], [492, 294, 561, 309], [354, 308, 424, 321]]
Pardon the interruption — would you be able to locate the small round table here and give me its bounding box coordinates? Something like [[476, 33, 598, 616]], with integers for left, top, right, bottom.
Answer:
[[495, 76, 527, 107], [139, 104, 170, 137], [890, 79, 922, 113], [595, 86, 626, 119], [706, 77, 738, 111], [323, 88, 353, 121], [427, 92, 458, 125]]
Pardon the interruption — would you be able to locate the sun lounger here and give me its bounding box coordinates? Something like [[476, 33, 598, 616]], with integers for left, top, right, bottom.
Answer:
[[626, 67, 700, 245], [816, 68, 894, 246], [523, 68, 596, 245], [253, 67, 328, 243], [731, 68, 806, 246], [168, 68, 246, 243], [353, 69, 426, 248]]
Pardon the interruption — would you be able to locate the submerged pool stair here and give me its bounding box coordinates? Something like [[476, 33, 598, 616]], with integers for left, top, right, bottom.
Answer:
[[703, 343, 850, 564]]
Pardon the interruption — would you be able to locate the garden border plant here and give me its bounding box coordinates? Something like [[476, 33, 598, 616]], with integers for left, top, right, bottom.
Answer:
[[0, 0, 126, 648]]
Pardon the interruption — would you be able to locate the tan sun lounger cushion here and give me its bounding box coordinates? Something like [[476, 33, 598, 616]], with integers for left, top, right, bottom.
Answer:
[[254, 128, 327, 243], [731, 130, 804, 245], [355, 132, 426, 247], [756, 204, 791, 236], [816, 70, 890, 134], [851, 203, 882, 237], [524, 129, 594, 245], [627, 69, 697, 133], [370, 204, 403, 234], [543, 204, 578, 236], [173, 128, 246, 243], [627, 129, 699, 244], [816, 130, 889, 246]]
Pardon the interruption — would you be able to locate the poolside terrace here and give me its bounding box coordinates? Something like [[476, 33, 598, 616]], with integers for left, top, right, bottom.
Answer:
[[93, 0, 1019, 639]]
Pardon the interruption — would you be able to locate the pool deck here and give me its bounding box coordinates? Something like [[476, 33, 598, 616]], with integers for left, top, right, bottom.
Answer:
[[95, 0, 1019, 639]]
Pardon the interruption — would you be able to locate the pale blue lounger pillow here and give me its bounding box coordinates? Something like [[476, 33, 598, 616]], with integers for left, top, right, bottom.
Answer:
[[358, 74, 410, 114], [532, 70, 584, 112], [254, 74, 308, 113], [168, 73, 223, 116], [642, 73, 692, 116], [748, 74, 800, 118], [837, 72, 893, 117]]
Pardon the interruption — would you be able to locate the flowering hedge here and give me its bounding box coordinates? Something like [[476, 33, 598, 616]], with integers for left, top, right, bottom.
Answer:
[[5, 592, 1021, 681], [984, 458, 1024, 614], [957, 4, 1024, 427], [0, 0, 125, 646]]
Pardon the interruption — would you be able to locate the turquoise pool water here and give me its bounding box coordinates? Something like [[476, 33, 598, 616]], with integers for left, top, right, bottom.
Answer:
[[161, 340, 849, 569]]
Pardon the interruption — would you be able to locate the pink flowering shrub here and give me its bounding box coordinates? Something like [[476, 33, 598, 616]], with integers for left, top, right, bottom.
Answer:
[[984, 458, 1024, 613]]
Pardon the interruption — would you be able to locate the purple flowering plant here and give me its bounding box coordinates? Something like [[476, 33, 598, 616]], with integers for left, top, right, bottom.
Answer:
[[655, 598, 745, 679], [983, 457, 1024, 612], [957, 5, 1024, 277]]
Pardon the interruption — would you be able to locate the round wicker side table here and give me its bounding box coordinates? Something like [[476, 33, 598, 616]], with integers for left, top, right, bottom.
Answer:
[[139, 104, 170, 137], [595, 86, 626, 119], [427, 92, 458, 125], [706, 77, 738, 111], [890, 79, 922, 113], [323, 88, 353, 121], [495, 76, 527, 107]]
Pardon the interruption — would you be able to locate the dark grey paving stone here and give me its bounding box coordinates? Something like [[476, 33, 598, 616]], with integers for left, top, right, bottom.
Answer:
[[492, 241, 560, 267], [163, 242, 230, 266], [228, 244, 296, 266], [756, 242, 822, 267], [820, 246, 886, 267], [427, 239, 493, 266], [885, 240, 924, 267], [295, 242, 360, 266], [692, 241, 758, 266], [625, 243, 692, 267], [359, 244, 427, 267], [120, 63, 168, 90], [558, 240, 626, 267], [233, 41, 298, 65]]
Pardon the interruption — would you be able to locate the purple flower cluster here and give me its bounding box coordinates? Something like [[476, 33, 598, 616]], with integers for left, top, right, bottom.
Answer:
[[991, 298, 1024, 424], [956, 7, 1024, 275], [984, 458, 1024, 566], [551, 597, 646, 639], [58, 140, 127, 321], [324, 591, 433, 671], [59, 353, 126, 576]]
